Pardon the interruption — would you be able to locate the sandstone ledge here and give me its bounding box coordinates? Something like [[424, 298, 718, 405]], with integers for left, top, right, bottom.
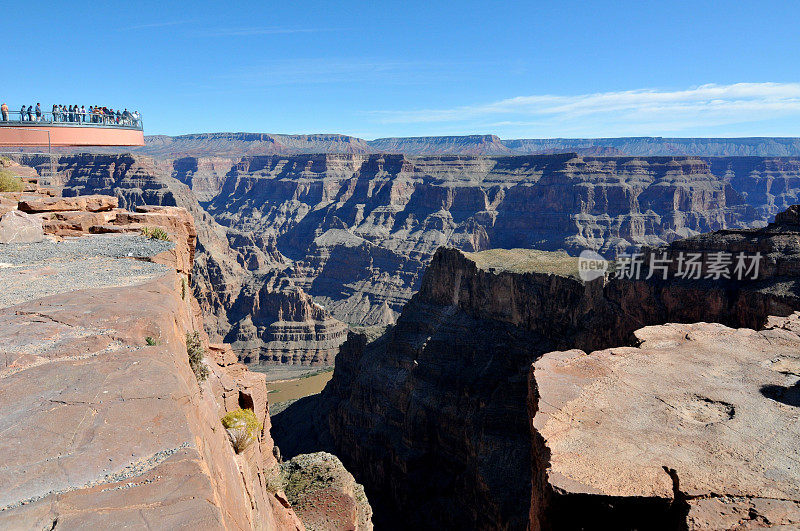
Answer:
[[0, 194, 304, 529], [530, 315, 800, 529]]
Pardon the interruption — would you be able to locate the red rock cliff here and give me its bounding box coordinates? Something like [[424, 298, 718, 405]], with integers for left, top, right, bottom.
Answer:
[[0, 188, 304, 529]]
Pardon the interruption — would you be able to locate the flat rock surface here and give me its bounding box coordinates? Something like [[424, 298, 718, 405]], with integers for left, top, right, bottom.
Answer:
[[0, 274, 227, 527], [533, 316, 800, 521], [18, 194, 118, 213], [0, 210, 44, 244], [463, 248, 581, 278], [0, 235, 173, 308]]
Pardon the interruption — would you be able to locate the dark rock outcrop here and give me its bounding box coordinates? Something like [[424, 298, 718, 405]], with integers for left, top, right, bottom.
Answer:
[[273, 206, 800, 529]]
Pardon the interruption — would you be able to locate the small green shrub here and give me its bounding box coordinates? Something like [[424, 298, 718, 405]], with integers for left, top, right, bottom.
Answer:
[[0, 170, 24, 192], [264, 465, 284, 493], [186, 331, 209, 383], [145, 336, 157, 346], [221, 408, 262, 453], [141, 226, 171, 241], [181, 276, 188, 300]]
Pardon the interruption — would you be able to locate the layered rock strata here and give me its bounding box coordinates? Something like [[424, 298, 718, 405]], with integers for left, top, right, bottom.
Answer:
[[226, 271, 349, 366], [273, 205, 800, 529], [88, 133, 800, 158], [14, 153, 800, 368], [206, 153, 800, 326], [51, 153, 348, 366]]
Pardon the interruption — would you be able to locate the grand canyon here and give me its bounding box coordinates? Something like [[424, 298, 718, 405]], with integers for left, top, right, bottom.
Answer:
[[5, 2, 799, 527], [1, 132, 798, 529]]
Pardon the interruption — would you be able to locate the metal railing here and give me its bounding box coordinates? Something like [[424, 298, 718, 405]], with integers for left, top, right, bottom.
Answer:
[[0, 110, 142, 130]]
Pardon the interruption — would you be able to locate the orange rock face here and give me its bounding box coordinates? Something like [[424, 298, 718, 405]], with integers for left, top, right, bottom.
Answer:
[[18, 194, 119, 213]]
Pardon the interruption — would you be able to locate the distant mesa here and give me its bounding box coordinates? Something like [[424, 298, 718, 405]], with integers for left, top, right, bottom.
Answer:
[[95, 132, 800, 158]]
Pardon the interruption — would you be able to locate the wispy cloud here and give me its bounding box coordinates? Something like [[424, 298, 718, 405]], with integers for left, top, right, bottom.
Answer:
[[209, 58, 473, 88], [369, 83, 800, 136], [126, 20, 192, 30], [205, 27, 336, 37]]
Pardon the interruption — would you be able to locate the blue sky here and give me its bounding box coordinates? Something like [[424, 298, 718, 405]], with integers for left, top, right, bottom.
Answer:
[[2, 1, 799, 138]]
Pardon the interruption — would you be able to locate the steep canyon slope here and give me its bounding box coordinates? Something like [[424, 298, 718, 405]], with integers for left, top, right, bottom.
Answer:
[[272, 205, 800, 529], [43, 153, 347, 367], [15, 152, 800, 367], [204, 153, 800, 326], [0, 190, 305, 529]]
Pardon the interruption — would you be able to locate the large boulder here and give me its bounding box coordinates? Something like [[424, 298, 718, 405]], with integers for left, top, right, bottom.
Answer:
[[18, 194, 118, 213], [0, 210, 44, 244], [529, 316, 800, 529]]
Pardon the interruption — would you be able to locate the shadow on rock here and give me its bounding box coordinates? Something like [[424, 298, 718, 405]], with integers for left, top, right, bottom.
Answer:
[[761, 381, 800, 407], [271, 394, 332, 458]]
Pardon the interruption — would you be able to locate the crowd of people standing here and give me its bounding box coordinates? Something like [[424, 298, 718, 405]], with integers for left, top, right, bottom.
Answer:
[[0, 102, 141, 127]]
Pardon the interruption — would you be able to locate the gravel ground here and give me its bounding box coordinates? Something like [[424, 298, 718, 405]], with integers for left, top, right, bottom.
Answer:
[[0, 234, 174, 264], [0, 235, 175, 309]]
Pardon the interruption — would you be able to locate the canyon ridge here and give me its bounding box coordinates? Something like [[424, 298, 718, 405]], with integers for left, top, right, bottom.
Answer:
[[12, 147, 799, 368]]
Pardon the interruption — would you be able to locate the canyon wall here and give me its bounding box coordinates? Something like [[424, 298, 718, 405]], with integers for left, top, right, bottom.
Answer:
[[372, 135, 800, 157], [133, 132, 374, 158], [0, 190, 305, 528], [88, 133, 800, 158], [20, 152, 800, 369], [53, 154, 347, 366], [272, 206, 800, 529], [205, 153, 800, 326]]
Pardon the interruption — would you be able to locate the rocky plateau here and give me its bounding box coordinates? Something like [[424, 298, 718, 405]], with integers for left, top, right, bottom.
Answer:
[[88, 133, 800, 157]]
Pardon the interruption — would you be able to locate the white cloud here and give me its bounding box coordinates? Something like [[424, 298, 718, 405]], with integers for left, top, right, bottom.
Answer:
[[369, 83, 800, 136]]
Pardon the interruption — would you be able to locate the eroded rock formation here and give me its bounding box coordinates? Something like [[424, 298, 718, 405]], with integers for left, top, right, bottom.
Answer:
[[282, 452, 373, 531], [0, 186, 305, 528], [12, 152, 800, 369], [273, 205, 800, 529], [205, 153, 800, 328], [52, 153, 348, 366]]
